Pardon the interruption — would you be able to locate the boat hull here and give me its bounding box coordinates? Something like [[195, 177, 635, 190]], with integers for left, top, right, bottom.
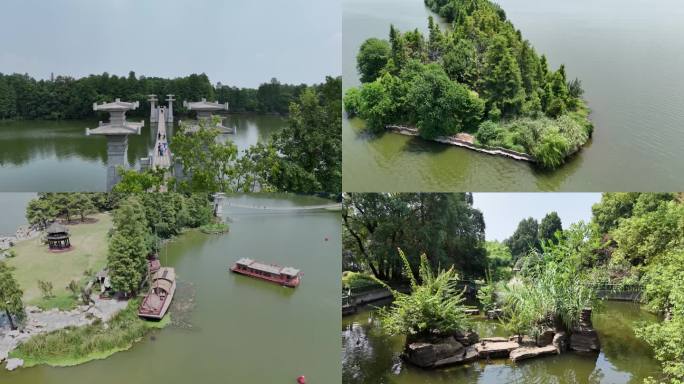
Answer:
[[230, 266, 300, 287], [138, 280, 176, 320]]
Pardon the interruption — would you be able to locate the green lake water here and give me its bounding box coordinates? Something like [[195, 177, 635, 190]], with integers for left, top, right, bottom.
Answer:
[[342, 0, 684, 191], [342, 301, 663, 384], [0, 193, 342, 383], [0, 115, 286, 192]]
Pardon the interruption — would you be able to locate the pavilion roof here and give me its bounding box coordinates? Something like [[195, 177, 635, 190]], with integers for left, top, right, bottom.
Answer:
[[183, 98, 229, 111], [86, 121, 144, 136], [46, 222, 68, 234], [93, 99, 140, 111]]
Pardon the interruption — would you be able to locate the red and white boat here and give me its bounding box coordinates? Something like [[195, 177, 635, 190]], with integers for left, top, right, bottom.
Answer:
[[138, 267, 176, 320], [230, 258, 301, 287]]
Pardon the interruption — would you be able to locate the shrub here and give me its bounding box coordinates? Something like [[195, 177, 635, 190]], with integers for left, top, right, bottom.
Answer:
[[342, 271, 383, 292], [67, 280, 80, 298], [38, 280, 54, 299], [476, 120, 503, 145], [378, 249, 470, 338], [533, 130, 570, 169], [343, 87, 362, 117]]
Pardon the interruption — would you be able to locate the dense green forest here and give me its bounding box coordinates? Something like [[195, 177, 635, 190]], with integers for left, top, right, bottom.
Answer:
[[344, 0, 593, 169], [343, 192, 684, 383], [0, 72, 311, 120]]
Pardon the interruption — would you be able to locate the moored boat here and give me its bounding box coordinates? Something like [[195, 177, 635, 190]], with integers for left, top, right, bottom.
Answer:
[[138, 267, 176, 319], [230, 258, 301, 287]]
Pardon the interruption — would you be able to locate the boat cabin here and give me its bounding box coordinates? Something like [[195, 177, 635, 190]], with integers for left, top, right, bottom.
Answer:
[[232, 258, 301, 287]]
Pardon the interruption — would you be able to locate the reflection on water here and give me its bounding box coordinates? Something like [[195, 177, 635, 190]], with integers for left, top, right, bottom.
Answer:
[[342, 0, 684, 191], [0, 115, 286, 191], [342, 301, 663, 384]]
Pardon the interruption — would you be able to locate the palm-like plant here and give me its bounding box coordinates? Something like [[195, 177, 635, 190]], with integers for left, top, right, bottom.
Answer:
[[378, 248, 470, 339]]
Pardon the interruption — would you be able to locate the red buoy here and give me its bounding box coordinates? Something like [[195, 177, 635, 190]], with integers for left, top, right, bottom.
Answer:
[[297, 375, 306, 384]]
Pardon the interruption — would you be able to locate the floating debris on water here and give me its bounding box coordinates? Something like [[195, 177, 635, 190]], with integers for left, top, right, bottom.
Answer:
[[169, 280, 196, 329]]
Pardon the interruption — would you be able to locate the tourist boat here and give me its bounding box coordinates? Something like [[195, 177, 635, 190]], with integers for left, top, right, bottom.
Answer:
[[148, 255, 161, 274], [138, 267, 176, 320], [230, 258, 301, 287]]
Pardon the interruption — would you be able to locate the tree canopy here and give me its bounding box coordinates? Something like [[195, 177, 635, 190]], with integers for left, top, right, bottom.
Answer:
[[505, 217, 540, 261], [0, 262, 24, 330], [539, 211, 563, 244], [344, 0, 593, 169], [0, 72, 311, 120], [342, 193, 486, 282]]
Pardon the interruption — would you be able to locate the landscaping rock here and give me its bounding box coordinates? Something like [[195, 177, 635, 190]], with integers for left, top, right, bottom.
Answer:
[[0, 349, 7, 362], [433, 345, 479, 367], [5, 358, 23, 371], [454, 330, 479, 346], [538, 328, 555, 346], [570, 329, 600, 352], [509, 335, 536, 346], [464, 308, 480, 315], [476, 340, 519, 359], [481, 337, 508, 343], [405, 337, 464, 368], [553, 331, 568, 353], [569, 308, 601, 352], [510, 345, 558, 362]]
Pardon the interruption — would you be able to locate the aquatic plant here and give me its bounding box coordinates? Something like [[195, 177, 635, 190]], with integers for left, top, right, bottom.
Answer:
[[502, 256, 598, 336], [377, 249, 470, 339]]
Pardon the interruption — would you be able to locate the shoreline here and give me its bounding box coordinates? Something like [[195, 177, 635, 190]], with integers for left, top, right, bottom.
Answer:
[[386, 125, 537, 163]]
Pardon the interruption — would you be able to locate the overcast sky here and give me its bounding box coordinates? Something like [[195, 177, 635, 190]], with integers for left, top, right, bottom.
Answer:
[[0, 0, 341, 88], [472, 193, 602, 241]]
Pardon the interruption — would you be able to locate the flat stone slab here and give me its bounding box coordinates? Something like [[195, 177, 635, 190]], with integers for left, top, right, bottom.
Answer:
[[5, 358, 23, 371], [476, 341, 520, 358], [433, 345, 479, 368], [510, 345, 558, 362], [481, 337, 509, 343], [464, 309, 480, 315]]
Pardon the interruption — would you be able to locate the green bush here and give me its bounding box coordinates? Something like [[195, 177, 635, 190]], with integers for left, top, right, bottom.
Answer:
[[342, 271, 383, 292], [378, 249, 470, 338], [343, 87, 362, 117], [476, 120, 503, 145]]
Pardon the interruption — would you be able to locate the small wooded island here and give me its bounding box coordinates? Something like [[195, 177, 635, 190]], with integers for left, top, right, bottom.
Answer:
[[344, 0, 593, 169]]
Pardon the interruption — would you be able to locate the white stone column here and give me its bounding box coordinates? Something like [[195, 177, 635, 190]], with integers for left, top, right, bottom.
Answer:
[[105, 135, 129, 191]]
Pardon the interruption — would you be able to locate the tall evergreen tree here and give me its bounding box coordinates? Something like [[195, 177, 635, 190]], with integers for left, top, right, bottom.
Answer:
[[539, 211, 563, 244], [0, 262, 24, 330], [107, 196, 149, 296], [505, 217, 540, 260]]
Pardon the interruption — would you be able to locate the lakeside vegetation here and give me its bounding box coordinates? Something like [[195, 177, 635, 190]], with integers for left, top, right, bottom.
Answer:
[[344, 0, 592, 169], [10, 299, 169, 368], [0, 72, 318, 120], [343, 193, 684, 383], [116, 76, 342, 195]]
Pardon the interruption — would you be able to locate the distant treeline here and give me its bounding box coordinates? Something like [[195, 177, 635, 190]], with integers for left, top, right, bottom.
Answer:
[[0, 71, 313, 120]]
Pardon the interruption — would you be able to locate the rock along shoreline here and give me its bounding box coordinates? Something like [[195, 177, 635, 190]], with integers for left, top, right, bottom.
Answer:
[[386, 125, 537, 163]]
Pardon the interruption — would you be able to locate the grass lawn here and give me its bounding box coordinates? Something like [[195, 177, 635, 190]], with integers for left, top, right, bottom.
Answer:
[[6, 213, 112, 309]]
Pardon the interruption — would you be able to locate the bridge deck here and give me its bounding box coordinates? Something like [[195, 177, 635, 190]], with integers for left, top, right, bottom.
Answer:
[[151, 110, 171, 170]]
